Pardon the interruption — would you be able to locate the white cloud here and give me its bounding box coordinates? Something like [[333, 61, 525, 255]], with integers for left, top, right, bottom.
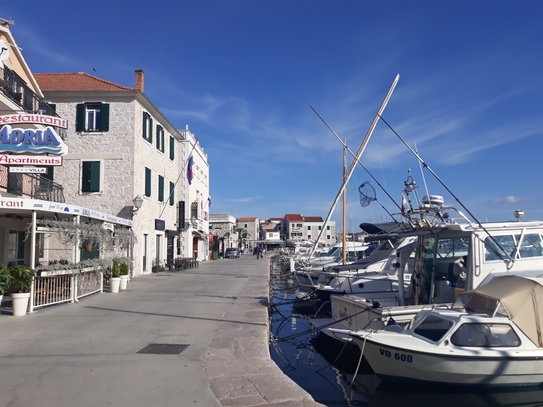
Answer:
[[490, 196, 534, 204]]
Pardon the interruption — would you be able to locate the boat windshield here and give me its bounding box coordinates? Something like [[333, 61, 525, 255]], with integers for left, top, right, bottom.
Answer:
[[452, 293, 502, 316], [320, 247, 340, 257], [451, 323, 521, 347], [413, 314, 454, 342]]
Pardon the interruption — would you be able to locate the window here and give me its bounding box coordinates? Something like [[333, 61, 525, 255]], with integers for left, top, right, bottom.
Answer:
[[484, 234, 543, 261], [307, 226, 311, 231], [169, 136, 175, 160], [7, 173, 22, 195], [169, 182, 174, 206], [76, 103, 109, 132], [7, 230, 26, 265], [143, 112, 153, 143], [81, 161, 100, 193], [327, 225, 330, 230], [145, 167, 151, 197], [451, 323, 520, 347], [414, 315, 453, 342], [437, 237, 470, 259], [516, 233, 543, 258], [156, 125, 165, 152], [318, 226, 322, 230], [158, 175, 164, 202]]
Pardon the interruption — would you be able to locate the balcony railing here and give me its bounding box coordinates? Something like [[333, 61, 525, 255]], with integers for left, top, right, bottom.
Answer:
[[0, 166, 65, 203], [0, 65, 66, 139]]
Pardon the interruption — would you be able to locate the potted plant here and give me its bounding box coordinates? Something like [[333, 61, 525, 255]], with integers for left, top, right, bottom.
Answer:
[[119, 261, 129, 290], [80, 240, 93, 252], [110, 261, 121, 293], [8, 265, 35, 316], [152, 258, 163, 273], [0, 264, 12, 304]]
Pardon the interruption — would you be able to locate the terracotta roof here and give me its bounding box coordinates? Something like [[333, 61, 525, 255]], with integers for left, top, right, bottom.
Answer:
[[34, 72, 136, 92], [237, 217, 257, 221], [285, 214, 304, 221], [304, 216, 324, 222]]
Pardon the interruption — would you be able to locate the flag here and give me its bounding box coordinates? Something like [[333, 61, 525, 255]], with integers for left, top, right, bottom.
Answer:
[[208, 195, 211, 207], [187, 155, 194, 185], [401, 194, 408, 215]]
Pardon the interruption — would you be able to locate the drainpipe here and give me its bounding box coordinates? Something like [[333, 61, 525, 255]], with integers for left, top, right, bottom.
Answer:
[[29, 210, 37, 313]]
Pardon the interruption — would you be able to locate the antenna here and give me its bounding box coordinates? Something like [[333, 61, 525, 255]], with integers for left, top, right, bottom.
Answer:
[[414, 142, 430, 201]]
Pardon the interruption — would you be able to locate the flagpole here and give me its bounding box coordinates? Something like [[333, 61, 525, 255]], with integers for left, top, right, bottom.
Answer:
[[159, 138, 199, 219]]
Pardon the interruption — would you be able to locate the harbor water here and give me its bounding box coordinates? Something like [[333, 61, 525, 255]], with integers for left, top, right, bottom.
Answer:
[[268, 257, 543, 407]]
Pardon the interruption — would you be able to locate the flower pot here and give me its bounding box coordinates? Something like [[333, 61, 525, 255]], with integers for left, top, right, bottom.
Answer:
[[84, 245, 92, 252], [119, 275, 129, 290], [110, 277, 121, 293], [12, 292, 31, 316]]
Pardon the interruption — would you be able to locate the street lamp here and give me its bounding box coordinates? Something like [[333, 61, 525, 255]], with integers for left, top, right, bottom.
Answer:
[[131, 195, 144, 218]]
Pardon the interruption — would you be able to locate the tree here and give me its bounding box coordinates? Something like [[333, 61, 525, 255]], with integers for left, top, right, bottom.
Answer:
[[236, 228, 250, 249]]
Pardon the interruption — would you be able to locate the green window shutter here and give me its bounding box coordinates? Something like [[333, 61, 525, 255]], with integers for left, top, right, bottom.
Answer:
[[161, 129, 165, 153], [47, 103, 56, 112], [156, 125, 161, 149], [82, 161, 100, 193], [169, 182, 174, 206], [145, 167, 151, 197], [142, 112, 148, 140], [43, 166, 54, 181], [169, 136, 175, 160], [158, 175, 164, 202], [149, 117, 153, 143], [100, 103, 110, 132], [76, 104, 85, 132]]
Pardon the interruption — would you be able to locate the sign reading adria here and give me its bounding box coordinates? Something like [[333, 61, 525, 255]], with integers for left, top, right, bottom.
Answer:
[[0, 114, 68, 155]]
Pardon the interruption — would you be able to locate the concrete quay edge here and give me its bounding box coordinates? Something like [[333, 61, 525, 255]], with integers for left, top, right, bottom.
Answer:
[[204, 256, 325, 407]]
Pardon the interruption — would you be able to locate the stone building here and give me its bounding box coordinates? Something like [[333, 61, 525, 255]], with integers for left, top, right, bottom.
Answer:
[[0, 18, 131, 269], [283, 213, 336, 245], [34, 70, 209, 274], [236, 217, 259, 251], [209, 214, 237, 256]]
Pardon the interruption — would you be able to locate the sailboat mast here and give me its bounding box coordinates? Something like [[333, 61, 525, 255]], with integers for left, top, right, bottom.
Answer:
[[342, 139, 347, 265], [308, 74, 400, 259]]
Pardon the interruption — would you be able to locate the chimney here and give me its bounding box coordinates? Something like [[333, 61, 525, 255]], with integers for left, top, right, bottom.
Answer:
[[134, 69, 145, 92]]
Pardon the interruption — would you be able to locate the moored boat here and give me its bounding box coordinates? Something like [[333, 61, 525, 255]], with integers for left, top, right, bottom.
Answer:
[[348, 275, 543, 387]]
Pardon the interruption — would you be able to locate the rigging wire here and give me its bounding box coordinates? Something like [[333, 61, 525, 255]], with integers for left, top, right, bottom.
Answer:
[[308, 104, 403, 227], [378, 114, 514, 262]]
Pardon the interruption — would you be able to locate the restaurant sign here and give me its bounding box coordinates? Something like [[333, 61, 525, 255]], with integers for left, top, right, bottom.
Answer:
[[0, 114, 68, 156]]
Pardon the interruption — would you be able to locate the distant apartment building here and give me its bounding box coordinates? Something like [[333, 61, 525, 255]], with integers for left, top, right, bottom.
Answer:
[[209, 213, 237, 255], [236, 217, 259, 250], [284, 214, 336, 244]]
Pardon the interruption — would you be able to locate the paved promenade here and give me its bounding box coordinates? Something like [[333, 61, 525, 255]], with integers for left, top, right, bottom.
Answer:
[[0, 253, 324, 407]]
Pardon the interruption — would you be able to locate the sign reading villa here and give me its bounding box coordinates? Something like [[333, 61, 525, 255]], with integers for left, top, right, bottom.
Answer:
[[0, 114, 68, 164]]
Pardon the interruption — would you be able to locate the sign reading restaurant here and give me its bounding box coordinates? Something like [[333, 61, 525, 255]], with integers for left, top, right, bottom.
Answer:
[[0, 114, 68, 158]]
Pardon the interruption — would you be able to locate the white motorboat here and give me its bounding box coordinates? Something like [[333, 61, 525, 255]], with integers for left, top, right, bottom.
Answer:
[[348, 275, 543, 387]]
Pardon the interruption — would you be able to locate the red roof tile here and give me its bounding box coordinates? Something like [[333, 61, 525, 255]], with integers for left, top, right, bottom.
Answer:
[[34, 72, 136, 92], [237, 217, 257, 221], [285, 214, 304, 221]]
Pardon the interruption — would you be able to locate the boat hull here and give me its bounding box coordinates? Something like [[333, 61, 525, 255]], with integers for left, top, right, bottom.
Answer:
[[352, 336, 543, 387]]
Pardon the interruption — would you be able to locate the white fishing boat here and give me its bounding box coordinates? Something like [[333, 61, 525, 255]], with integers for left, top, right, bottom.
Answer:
[[312, 162, 543, 338], [348, 275, 543, 387]]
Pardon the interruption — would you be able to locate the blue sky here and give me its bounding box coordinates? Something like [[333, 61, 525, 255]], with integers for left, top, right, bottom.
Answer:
[[3, 1, 543, 232]]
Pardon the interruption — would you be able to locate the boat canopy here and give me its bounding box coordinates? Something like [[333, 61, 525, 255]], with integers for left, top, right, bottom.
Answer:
[[455, 275, 543, 347]]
